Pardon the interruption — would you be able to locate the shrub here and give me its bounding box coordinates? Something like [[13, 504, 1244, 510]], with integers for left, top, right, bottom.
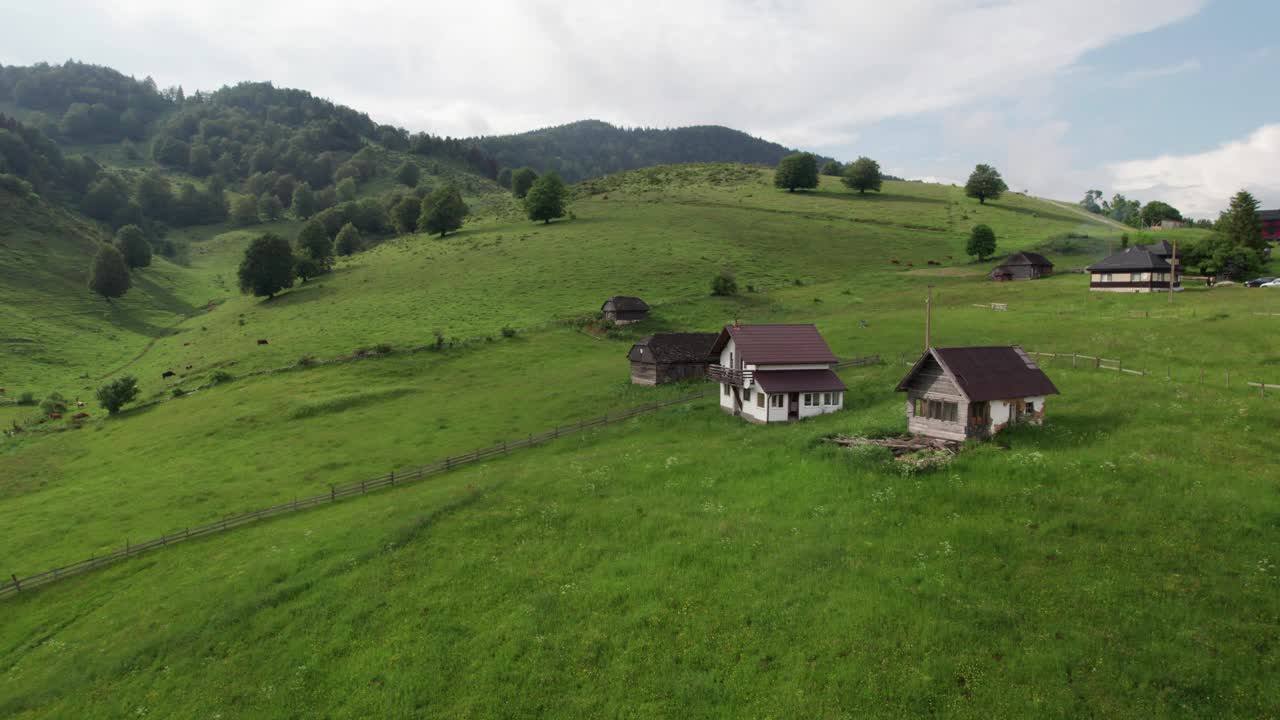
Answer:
[[16, 392, 36, 406], [210, 370, 234, 385], [501, 325, 517, 338], [433, 329, 446, 350], [374, 343, 393, 355], [171, 388, 186, 398], [711, 269, 738, 297], [96, 376, 140, 415], [40, 392, 69, 416], [297, 354, 317, 367]]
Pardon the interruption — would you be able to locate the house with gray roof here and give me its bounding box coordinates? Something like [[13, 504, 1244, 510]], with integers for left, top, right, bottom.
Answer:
[[896, 346, 1059, 441], [1085, 249, 1178, 292], [627, 333, 717, 385], [989, 251, 1053, 282], [601, 296, 650, 325]]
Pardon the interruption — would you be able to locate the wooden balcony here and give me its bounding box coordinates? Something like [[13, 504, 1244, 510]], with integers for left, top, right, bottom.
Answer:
[[708, 364, 753, 388]]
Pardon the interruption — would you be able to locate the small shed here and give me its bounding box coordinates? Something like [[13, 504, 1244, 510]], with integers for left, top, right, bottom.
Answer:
[[627, 333, 717, 385], [601, 296, 650, 325], [896, 346, 1059, 441], [989, 252, 1053, 281]]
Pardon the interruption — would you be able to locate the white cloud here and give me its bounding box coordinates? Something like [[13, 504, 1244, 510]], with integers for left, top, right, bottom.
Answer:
[[1105, 58, 1201, 88], [1, 0, 1204, 147], [1107, 124, 1280, 217]]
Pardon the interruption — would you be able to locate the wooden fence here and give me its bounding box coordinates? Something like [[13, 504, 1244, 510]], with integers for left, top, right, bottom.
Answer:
[[836, 354, 882, 369], [1028, 351, 1278, 392], [0, 390, 711, 600]]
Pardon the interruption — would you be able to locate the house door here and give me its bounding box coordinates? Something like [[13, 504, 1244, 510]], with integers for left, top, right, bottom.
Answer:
[[788, 392, 799, 420], [969, 401, 989, 435]]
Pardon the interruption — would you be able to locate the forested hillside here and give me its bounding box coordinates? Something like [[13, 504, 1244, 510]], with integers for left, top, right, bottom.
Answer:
[[472, 119, 834, 183]]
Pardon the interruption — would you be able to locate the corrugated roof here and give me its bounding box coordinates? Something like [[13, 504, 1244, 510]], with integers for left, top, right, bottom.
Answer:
[[1258, 209, 1280, 221], [602, 296, 649, 312], [999, 251, 1053, 268], [1086, 250, 1170, 272], [711, 324, 839, 365], [627, 333, 717, 363], [896, 346, 1059, 402], [754, 369, 847, 393]]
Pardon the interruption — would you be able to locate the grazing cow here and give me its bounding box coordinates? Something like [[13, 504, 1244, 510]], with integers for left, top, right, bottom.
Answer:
[[906, 262, 914, 267], [76, 400, 86, 408], [0, 388, 5, 394], [162, 370, 176, 379], [257, 339, 269, 346], [890, 259, 900, 265], [72, 412, 89, 420], [49, 412, 62, 420], [185, 365, 193, 370]]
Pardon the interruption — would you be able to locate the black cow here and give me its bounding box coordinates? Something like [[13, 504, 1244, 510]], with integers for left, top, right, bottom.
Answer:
[[162, 370, 176, 379], [257, 339, 269, 346]]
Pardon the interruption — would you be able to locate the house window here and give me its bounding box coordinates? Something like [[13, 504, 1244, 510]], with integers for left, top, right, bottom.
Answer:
[[723, 383, 730, 396], [1130, 272, 1142, 282], [803, 393, 818, 406], [915, 397, 958, 422], [757, 393, 765, 408], [1025, 401, 1035, 413], [770, 394, 785, 408], [742, 388, 752, 402], [1101, 273, 1113, 283]]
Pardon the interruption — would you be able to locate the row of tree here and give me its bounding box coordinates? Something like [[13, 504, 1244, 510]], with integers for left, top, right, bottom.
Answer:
[[773, 152, 1010, 205], [1078, 190, 1204, 229]]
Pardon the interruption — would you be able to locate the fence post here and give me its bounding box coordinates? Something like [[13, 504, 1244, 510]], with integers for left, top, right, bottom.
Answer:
[[361, 480, 366, 494], [1095, 356, 1100, 370], [390, 471, 395, 486], [1072, 353, 1077, 369], [10, 574, 19, 592], [1262, 384, 1266, 398], [1118, 359, 1122, 374], [331, 485, 335, 501], [446, 456, 452, 470], [1226, 370, 1230, 388]]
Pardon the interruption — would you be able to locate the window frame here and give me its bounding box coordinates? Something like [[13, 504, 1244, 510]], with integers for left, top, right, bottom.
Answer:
[[756, 392, 765, 408]]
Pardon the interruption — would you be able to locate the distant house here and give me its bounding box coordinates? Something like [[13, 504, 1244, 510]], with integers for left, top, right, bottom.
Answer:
[[1156, 220, 1186, 230], [708, 323, 845, 423], [896, 346, 1059, 442], [601, 296, 650, 325], [1259, 209, 1280, 244], [1086, 249, 1178, 292], [627, 333, 717, 385], [989, 251, 1053, 282]]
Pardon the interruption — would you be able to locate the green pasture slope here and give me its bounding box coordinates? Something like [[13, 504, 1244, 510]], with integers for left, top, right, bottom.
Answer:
[[2, 167, 1278, 718]]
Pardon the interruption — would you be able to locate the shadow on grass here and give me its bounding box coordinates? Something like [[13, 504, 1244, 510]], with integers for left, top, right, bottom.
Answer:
[[257, 283, 338, 309], [810, 190, 950, 206]]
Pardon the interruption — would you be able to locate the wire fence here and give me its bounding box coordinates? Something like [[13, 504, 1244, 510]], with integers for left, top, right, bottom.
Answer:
[[1027, 350, 1279, 395], [0, 390, 711, 600]]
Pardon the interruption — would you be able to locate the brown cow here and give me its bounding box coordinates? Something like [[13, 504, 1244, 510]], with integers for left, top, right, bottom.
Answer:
[[49, 412, 62, 420]]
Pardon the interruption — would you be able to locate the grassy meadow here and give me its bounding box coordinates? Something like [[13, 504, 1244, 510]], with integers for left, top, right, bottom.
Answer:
[[2, 166, 1278, 718]]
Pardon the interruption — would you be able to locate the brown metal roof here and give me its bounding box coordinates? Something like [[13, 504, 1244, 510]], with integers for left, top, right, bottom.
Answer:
[[627, 333, 717, 363], [710, 324, 839, 365], [896, 346, 1059, 401], [602, 296, 649, 312], [754, 369, 847, 393]]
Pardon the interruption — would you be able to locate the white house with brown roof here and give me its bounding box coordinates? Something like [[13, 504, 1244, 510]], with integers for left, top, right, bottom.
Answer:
[[707, 323, 845, 423], [896, 346, 1059, 441]]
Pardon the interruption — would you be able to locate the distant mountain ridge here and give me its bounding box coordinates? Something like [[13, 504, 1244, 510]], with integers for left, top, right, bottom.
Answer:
[[471, 119, 834, 184]]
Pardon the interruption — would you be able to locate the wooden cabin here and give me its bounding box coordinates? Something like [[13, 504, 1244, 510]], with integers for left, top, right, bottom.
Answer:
[[601, 296, 650, 325], [896, 346, 1059, 441], [708, 323, 845, 423], [1086, 249, 1178, 292], [627, 333, 717, 385], [989, 251, 1053, 282]]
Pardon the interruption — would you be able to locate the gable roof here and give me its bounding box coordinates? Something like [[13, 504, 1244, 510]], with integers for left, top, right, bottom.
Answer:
[[602, 296, 649, 313], [1258, 209, 1280, 222], [627, 333, 717, 364], [1086, 249, 1170, 272], [997, 251, 1053, 268], [710, 324, 839, 365], [896, 346, 1059, 402]]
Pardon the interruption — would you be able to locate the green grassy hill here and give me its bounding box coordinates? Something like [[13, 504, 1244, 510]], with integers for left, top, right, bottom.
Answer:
[[2, 166, 1278, 718]]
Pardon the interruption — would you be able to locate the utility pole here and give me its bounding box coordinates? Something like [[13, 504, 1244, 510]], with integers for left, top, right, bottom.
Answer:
[[925, 285, 933, 351]]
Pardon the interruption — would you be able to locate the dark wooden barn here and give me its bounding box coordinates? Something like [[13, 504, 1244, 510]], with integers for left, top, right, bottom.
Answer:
[[989, 251, 1053, 281], [628, 333, 717, 385], [602, 296, 650, 325]]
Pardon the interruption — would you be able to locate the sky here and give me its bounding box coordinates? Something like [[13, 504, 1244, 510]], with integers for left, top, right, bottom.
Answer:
[[3, 0, 1278, 216]]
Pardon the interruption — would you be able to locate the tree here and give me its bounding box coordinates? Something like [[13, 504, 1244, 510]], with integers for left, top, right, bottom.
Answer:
[[295, 219, 333, 270], [1101, 193, 1141, 227], [231, 194, 260, 226], [82, 177, 127, 221], [1079, 189, 1104, 214], [294, 256, 324, 283], [710, 269, 738, 296], [965, 164, 1008, 204], [821, 160, 843, 176], [96, 376, 140, 415], [1219, 190, 1264, 251], [336, 177, 357, 202], [497, 167, 512, 189], [773, 152, 818, 192], [290, 182, 317, 219], [511, 167, 538, 198], [390, 195, 419, 235], [841, 156, 882, 194], [40, 392, 68, 417], [259, 192, 283, 220], [523, 171, 568, 224], [135, 169, 173, 220], [1140, 200, 1182, 227], [1194, 233, 1263, 280], [966, 224, 997, 261], [88, 243, 131, 301], [335, 222, 362, 256], [237, 233, 296, 299], [418, 185, 468, 237], [395, 160, 420, 188], [113, 224, 152, 269]]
